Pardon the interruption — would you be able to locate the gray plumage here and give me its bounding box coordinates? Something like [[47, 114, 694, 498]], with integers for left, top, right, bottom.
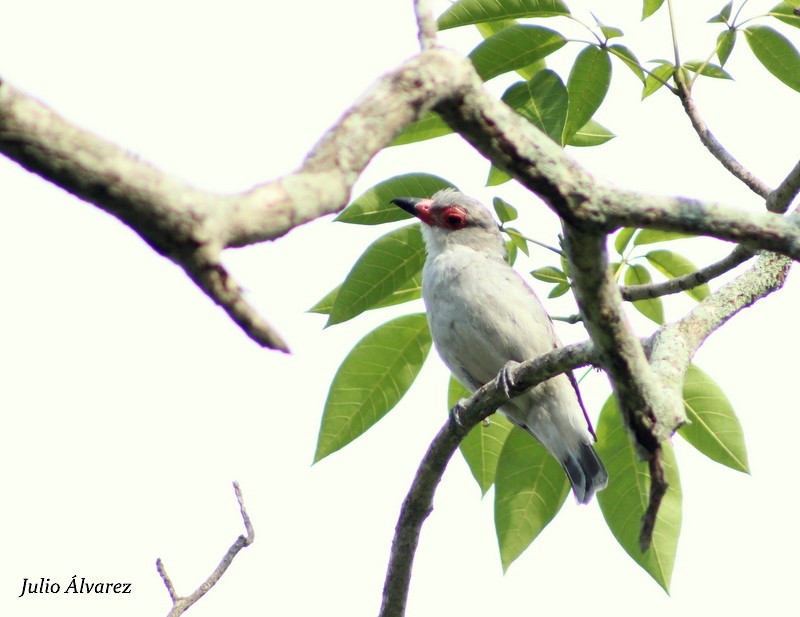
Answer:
[[392, 189, 607, 504]]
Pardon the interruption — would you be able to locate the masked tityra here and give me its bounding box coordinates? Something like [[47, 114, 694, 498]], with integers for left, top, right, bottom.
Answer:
[[392, 189, 607, 504]]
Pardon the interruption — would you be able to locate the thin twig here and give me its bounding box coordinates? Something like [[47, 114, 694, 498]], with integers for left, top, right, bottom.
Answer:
[[414, 0, 438, 50], [620, 245, 754, 301], [640, 447, 668, 552], [675, 81, 772, 198], [157, 482, 255, 617], [766, 158, 800, 213]]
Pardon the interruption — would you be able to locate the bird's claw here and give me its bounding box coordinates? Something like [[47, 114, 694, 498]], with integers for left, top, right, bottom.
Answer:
[[499, 360, 521, 398], [449, 398, 470, 428]]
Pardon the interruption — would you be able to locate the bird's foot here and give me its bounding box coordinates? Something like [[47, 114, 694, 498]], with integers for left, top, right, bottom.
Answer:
[[498, 360, 521, 398], [449, 398, 470, 428]]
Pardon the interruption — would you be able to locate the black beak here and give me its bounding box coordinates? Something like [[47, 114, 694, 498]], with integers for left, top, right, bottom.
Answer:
[[391, 197, 423, 216]]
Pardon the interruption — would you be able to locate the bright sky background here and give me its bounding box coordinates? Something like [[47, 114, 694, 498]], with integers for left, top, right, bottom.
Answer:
[[2, 2, 799, 616]]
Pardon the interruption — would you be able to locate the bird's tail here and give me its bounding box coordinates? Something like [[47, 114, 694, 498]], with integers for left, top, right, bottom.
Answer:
[[561, 442, 608, 505]]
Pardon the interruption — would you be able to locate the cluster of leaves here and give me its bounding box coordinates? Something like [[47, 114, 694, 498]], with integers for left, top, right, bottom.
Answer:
[[309, 0, 791, 591]]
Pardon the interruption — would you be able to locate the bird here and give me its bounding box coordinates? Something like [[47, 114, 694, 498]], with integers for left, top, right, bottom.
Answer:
[[391, 188, 607, 504]]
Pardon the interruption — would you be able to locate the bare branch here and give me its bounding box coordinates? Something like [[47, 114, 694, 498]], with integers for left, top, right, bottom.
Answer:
[[676, 81, 772, 198], [414, 0, 438, 50], [3, 48, 800, 353], [0, 80, 290, 351], [648, 251, 791, 411], [563, 225, 683, 452], [620, 245, 754, 301], [640, 447, 668, 552], [379, 341, 598, 617], [429, 61, 800, 261], [157, 482, 255, 617], [0, 50, 465, 350], [767, 158, 800, 214]]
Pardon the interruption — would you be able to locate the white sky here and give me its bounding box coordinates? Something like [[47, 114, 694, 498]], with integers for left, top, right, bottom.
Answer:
[[1, 2, 799, 616]]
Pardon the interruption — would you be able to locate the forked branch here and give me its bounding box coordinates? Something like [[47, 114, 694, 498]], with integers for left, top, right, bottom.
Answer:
[[157, 482, 254, 617]]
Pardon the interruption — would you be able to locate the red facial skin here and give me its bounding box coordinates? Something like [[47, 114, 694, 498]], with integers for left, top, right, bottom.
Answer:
[[414, 199, 468, 230]]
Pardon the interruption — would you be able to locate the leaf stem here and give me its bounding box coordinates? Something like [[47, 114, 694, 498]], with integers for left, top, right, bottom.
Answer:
[[501, 226, 564, 256], [666, 0, 682, 67]]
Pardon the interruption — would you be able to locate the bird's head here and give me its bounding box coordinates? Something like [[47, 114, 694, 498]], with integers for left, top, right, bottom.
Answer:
[[391, 189, 505, 257]]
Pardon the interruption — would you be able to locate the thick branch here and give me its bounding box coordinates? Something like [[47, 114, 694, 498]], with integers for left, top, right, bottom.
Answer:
[[620, 245, 754, 301], [379, 341, 597, 617], [0, 51, 470, 350], [0, 79, 291, 350], [157, 482, 254, 617], [563, 226, 683, 453], [4, 51, 800, 352], [429, 61, 800, 261]]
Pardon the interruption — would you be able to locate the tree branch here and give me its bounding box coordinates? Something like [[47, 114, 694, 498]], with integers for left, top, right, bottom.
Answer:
[[767, 158, 800, 214], [640, 448, 668, 552], [648, 251, 790, 405], [0, 51, 463, 350], [379, 341, 598, 617], [157, 482, 254, 617], [676, 80, 772, 198], [562, 226, 683, 453], [620, 245, 754, 301], [4, 50, 800, 352], [413, 0, 438, 50]]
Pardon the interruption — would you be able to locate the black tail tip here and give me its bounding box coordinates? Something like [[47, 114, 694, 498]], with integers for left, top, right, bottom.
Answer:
[[563, 442, 608, 504]]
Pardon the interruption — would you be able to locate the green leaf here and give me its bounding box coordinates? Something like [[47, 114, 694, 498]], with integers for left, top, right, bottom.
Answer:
[[373, 273, 423, 308], [494, 427, 570, 571], [717, 29, 737, 66], [563, 45, 612, 143], [310, 273, 422, 316], [624, 264, 664, 324], [493, 197, 518, 223], [608, 44, 646, 83], [614, 228, 637, 255], [475, 19, 516, 37], [745, 25, 800, 92], [438, 0, 571, 31], [531, 266, 566, 284], [327, 224, 425, 326], [565, 119, 616, 147], [452, 377, 515, 494], [596, 396, 682, 592], [475, 20, 547, 80], [679, 364, 749, 472], [591, 13, 624, 40], [506, 228, 530, 256], [308, 286, 339, 315], [390, 112, 453, 146], [633, 229, 696, 245], [770, 2, 800, 29], [645, 250, 710, 301], [314, 314, 432, 461], [469, 26, 566, 82], [683, 60, 733, 79], [642, 0, 666, 20], [336, 174, 454, 225], [642, 62, 675, 98], [548, 281, 571, 298], [505, 237, 519, 265], [707, 1, 733, 23], [503, 70, 569, 144], [487, 165, 512, 187]]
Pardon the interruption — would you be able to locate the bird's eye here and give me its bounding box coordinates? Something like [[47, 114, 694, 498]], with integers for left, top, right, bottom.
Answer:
[[442, 207, 467, 230]]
